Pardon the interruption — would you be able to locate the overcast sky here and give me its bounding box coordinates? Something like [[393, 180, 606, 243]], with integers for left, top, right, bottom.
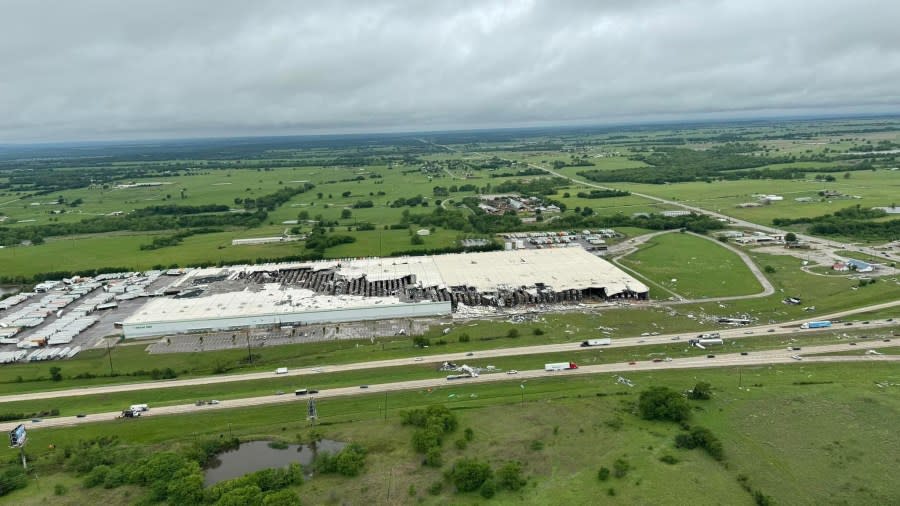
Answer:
[[2, 0, 899, 142]]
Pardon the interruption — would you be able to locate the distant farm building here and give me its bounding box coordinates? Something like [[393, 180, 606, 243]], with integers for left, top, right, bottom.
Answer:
[[661, 210, 691, 217]]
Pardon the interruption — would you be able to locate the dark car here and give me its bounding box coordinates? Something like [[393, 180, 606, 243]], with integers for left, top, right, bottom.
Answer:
[[308, 389, 319, 394], [706, 354, 715, 358], [76, 414, 87, 418], [740, 352, 749, 356], [359, 385, 369, 389]]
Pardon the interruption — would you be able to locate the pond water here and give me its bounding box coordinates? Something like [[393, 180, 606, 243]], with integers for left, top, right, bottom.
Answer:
[[204, 439, 346, 486], [0, 286, 19, 296]]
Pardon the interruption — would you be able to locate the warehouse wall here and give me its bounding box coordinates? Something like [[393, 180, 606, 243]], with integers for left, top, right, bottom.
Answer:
[[123, 301, 451, 338]]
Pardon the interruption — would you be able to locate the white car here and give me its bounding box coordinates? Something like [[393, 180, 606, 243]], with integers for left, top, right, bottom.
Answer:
[[210, 400, 220, 405], [414, 357, 423, 362], [506, 370, 518, 375]]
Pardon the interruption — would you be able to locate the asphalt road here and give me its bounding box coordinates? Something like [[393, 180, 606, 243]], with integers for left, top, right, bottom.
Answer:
[[4, 339, 897, 432]]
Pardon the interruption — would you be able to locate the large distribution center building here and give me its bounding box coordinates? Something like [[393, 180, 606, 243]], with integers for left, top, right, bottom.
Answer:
[[123, 248, 648, 338]]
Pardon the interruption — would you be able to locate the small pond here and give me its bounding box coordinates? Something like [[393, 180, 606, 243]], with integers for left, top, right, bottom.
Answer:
[[204, 439, 346, 486]]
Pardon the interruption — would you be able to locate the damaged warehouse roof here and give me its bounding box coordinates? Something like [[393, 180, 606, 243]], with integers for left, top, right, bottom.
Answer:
[[123, 248, 648, 338]]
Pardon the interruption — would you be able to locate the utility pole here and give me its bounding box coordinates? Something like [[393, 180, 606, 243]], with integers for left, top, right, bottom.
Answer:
[[246, 333, 252, 364], [738, 367, 743, 389]]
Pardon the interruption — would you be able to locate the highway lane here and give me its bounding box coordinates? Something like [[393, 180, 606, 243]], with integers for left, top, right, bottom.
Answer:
[[0, 310, 896, 405], [4, 339, 898, 432]]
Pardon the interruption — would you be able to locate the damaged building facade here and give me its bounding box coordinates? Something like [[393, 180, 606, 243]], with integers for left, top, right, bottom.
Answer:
[[123, 248, 648, 338]]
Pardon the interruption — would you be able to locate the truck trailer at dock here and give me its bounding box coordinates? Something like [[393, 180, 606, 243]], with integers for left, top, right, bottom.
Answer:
[[801, 321, 832, 329]]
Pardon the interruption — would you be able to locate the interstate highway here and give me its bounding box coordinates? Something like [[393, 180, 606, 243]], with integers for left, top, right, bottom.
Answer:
[[0, 305, 896, 405], [2, 339, 898, 432]]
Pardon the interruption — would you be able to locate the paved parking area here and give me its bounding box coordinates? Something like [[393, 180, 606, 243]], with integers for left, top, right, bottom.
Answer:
[[147, 318, 434, 354]]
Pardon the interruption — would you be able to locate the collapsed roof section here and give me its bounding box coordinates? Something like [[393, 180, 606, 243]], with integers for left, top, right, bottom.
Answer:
[[230, 248, 648, 308]]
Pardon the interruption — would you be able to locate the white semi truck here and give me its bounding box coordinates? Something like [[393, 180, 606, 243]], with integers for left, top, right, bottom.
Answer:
[[580, 338, 612, 347], [544, 362, 578, 371]]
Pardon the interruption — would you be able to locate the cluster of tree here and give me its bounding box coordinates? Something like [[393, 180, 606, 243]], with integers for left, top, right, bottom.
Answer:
[[304, 229, 356, 252], [403, 206, 723, 236], [489, 167, 546, 178], [674, 426, 724, 461], [576, 189, 631, 199], [773, 205, 898, 240], [139, 228, 223, 250], [444, 458, 527, 498], [390, 195, 427, 208], [470, 157, 513, 169], [401, 405, 459, 468], [0, 210, 266, 246], [352, 200, 374, 208], [492, 177, 569, 196], [638, 385, 726, 462], [313, 443, 368, 477], [131, 204, 230, 217], [551, 157, 594, 169], [241, 183, 314, 211], [64, 435, 303, 505], [447, 183, 478, 192], [389, 241, 502, 258], [577, 147, 790, 184]]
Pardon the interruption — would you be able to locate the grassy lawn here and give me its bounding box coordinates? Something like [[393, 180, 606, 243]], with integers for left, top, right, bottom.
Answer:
[[4, 361, 899, 505], [619, 232, 763, 298]]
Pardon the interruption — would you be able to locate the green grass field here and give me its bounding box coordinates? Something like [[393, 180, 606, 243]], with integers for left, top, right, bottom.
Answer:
[[3, 361, 899, 505], [619, 232, 763, 299]]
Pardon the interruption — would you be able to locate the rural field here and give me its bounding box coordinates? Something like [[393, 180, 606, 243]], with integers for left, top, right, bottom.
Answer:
[[618, 232, 764, 299], [3, 362, 898, 505], [2, 118, 900, 505]]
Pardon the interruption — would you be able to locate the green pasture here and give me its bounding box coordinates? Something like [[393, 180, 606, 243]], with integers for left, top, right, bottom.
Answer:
[[619, 232, 763, 298], [4, 361, 899, 505]]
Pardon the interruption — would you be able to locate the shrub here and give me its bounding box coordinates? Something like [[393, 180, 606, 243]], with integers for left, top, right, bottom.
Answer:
[[613, 458, 630, 478], [458, 333, 470, 343], [506, 329, 520, 338], [532, 328, 545, 336], [315, 443, 367, 477], [84, 465, 111, 488], [496, 461, 527, 491], [753, 490, 774, 506], [659, 455, 679, 465], [675, 426, 724, 461], [447, 458, 493, 492], [480, 479, 496, 499], [638, 386, 690, 422], [464, 428, 474, 441], [425, 447, 443, 468], [54, 483, 68, 496], [764, 265, 776, 274], [530, 440, 544, 451], [428, 481, 443, 496], [597, 467, 610, 481], [688, 381, 713, 400], [455, 439, 467, 450]]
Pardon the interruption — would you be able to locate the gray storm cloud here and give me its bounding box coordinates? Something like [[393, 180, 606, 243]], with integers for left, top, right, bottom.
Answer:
[[1, 0, 899, 142]]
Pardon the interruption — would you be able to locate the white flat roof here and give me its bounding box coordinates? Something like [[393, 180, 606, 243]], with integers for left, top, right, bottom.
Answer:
[[128, 249, 647, 327], [431, 248, 647, 294], [126, 284, 422, 325]]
